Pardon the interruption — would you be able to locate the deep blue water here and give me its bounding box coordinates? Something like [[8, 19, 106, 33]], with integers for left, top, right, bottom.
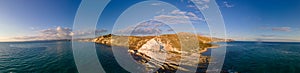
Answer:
[[1, 41, 300, 73], [0, 41, 77, 73], [222, 41, 300, 73]]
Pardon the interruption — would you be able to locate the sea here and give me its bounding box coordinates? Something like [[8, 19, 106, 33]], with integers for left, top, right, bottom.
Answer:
[[0, 41, 300, 73]]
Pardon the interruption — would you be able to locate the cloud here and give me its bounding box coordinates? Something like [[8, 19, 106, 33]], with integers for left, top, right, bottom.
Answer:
[[96, 29, 108, 34], [12, 26, 107, 41], [171, 10, 187, 15], [198, 4, 209, 10], [259, 26, 292, 32], [271, 27, 291, 32], [131, 28, 162, 35], [25, 26, 73, 40], [55, 26, 72, 38], [224, 1, 234, 8], [154, 10, 204, 25], [260, 34, 277, 37], [186, 12, 205, 21], [150, 2, 163, 6], [167, 28, 173, 32], [255, 38, 300, 42], [190, 0, 210, 5], [154, 15, 191, 24], [254, 34, 300, 42], [187, 5, 196, 8], [188, 0, 210, 10], [72, 29, 108, 36], [116, 20, 171, 35]]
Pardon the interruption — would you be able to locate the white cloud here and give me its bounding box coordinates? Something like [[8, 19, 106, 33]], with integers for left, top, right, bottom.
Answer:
[[187, 5, 196, 8], [224, 1, 234, 8], [12, 26, 107, 41], [255, 38, 300, 42], [259, 26, 292, 32], [116, 20, 170, 35], [72, 29, 108, 37], [189, 0, 210, 10], [171, 10, 187, 15], [199, 4, 209, 10], [56, 26, 72, 38], [271, 27, 291, 32], [154, 10, 205, 25], [154, 15, 191, 24], [190, 0, 210, 5], [30, 26, 73, 40], [202, 0, 210, 3], [186, 12, 205, 21], [151, 2, 163, 6]]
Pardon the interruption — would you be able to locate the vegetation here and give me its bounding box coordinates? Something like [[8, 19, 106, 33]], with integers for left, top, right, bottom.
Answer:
[[93, 32, 230, 72], [93, 32, 221, 51]]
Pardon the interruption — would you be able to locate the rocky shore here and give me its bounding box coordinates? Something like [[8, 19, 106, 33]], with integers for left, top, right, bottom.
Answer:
[[93, 32, 231, 72]]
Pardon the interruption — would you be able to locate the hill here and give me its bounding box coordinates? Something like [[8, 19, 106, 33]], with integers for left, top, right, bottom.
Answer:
[[93, 32, 221, 52], [93, 32, 232, 72]]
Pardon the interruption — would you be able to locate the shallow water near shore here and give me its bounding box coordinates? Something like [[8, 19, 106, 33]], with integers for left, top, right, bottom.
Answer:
[[1, 41, 300, 72]]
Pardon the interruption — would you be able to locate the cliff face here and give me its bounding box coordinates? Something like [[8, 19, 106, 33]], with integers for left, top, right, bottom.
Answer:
[[93, 32, 216, 51], [132, 39, 210, 71], [93, 32, 230, 72]]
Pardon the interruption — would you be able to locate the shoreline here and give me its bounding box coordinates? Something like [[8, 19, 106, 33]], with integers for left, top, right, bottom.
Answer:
[[199, 48, 208, 53], [94, 42, 220, 54], [199, 45, 219, 53]]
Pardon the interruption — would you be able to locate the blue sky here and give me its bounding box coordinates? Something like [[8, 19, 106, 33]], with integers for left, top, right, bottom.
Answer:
[[0, 0, 300, 42]]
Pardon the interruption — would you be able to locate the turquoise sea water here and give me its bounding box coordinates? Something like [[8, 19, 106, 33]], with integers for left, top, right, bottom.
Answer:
[[1, 41, 300, 73]]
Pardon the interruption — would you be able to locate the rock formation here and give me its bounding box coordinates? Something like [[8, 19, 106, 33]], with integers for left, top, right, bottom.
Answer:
[[93, 32, 232, 72]]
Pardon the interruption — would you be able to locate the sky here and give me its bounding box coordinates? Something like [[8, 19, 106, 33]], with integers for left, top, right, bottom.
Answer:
[[0, 0, 300, 42]]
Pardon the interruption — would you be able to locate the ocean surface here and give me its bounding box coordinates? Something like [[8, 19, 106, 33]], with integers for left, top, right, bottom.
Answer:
[[222, 41, 300, 73], [0, 41, 300, 73]]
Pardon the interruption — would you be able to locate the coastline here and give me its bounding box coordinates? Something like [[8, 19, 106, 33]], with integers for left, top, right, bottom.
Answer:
[[199, 48, 208, 53], [92, 33, 226, 72], [199, 44, 219, 53]]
